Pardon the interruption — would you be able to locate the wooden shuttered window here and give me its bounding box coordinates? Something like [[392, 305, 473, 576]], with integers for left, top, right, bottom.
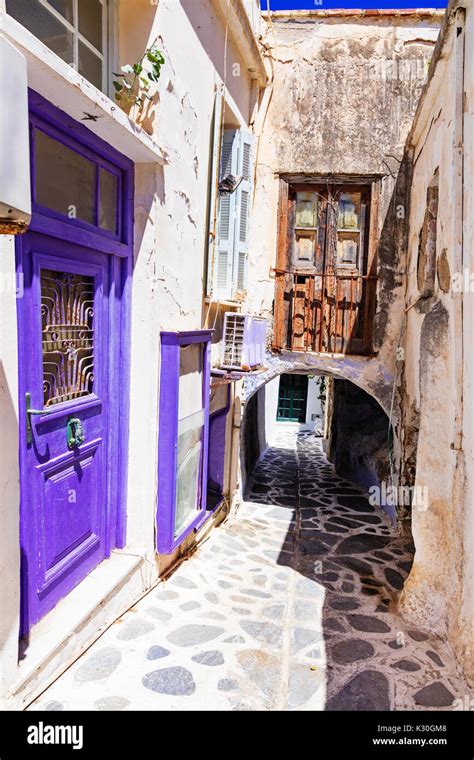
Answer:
[[207, 124, 253, 301], [273, 179, 378, 355]]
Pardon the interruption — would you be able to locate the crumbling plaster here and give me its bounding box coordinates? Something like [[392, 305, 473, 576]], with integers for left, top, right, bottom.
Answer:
[[398, 0, 474, 683], [243, 13, 443, 485], [119, 0, 256, 554]]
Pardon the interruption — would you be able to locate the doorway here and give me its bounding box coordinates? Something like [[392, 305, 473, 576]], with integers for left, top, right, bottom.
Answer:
[[17, 92, 133, 633], [277, 374, 309, 423]]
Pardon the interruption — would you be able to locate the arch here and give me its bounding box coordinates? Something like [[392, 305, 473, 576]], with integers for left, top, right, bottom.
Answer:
[[240, 359, 406, 526], [242, 351, 395, 419]]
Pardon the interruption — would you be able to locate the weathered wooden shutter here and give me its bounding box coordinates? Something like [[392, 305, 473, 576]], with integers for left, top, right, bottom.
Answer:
[[272, 179, 290, 350], [232, 131, 253, 297]]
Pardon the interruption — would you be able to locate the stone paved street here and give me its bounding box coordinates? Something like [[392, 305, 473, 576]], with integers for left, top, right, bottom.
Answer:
[[30, 431, 467, 711]]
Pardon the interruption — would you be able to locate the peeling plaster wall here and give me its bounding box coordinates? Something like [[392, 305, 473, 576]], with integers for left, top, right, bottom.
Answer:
[[118, 0, 255, 555], [399, 1, 474, 683], [243, 13, 443, 480]]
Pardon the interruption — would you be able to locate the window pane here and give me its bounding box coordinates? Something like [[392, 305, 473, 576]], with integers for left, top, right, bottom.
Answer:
[[35, 130, 96, 225], [296, 192, 318, 228], [78, 0, 103, 51], [98, 168, 118, 233], [78, 41, 102, 90], [175, 411, 203, 536], [6, 0, 73, 66], [41, 269, 95, 407], [338, 192, 361, 230], [175, 344, 204, 536], [49, 0, 74, 23]]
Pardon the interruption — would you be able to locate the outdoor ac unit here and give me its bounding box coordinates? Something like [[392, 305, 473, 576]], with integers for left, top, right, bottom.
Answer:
[[0, 36, 31, 234], [222, 313, 267, 371]]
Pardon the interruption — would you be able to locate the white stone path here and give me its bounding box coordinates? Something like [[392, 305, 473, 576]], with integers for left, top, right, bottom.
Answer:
[[29, 432, 468, 711]]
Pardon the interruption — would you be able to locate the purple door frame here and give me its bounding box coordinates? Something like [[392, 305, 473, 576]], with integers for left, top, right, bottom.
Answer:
[[157, 331, 212, 554], [16, 91, 134, 635]]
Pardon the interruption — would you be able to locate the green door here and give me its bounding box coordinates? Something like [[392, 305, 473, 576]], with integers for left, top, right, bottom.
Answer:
[[277, 374, 308, 422]]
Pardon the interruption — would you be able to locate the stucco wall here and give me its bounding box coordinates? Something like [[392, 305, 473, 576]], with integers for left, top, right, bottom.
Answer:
[[244, 12, 442, 423], [118, 0, 256, 556], [399, 1, 474, 683]]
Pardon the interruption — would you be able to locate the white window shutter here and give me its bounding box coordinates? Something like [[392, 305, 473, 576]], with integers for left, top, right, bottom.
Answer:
[[232, 131, 253, 298], [216, 129, 239, 301], [206, 86, 224, 297]]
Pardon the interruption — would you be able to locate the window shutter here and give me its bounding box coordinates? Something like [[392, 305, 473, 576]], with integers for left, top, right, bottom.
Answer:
[[232, 131, 253, 298], [216, 129, 239, 301], [206, 86, 224, 297]]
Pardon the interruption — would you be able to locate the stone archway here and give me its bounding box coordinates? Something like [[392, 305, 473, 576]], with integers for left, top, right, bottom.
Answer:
[[240, 353, 403, 524]]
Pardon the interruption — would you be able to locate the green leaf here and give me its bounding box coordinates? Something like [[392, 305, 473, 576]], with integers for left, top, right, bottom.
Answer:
[[133, 63, 143, 75], [112, 81, 123, 91]]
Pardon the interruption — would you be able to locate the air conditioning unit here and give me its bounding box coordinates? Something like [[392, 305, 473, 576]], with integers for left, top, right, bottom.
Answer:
[[0, 36, 31, 234], [222, 313, 267, 371]]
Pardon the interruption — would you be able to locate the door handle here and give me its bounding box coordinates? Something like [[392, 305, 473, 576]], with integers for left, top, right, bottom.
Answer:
[[25, 392, 56, 444], [67, 416, 85, 450]]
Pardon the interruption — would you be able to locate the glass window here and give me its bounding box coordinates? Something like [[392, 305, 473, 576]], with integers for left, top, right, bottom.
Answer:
[[6, 0, 106, 92], [78, 41, 102, 90], [78, 0, 103, 51], [35, 130, 96, 225], [7, 0, 74, 66], [175, 344, 205, 537], [41, 269, 95, 407], [49, 0, 74, 22], [99, 168, 118, 233]]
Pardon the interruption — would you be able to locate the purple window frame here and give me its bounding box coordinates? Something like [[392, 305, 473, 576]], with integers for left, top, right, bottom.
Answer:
[[27, 89, 132, 259], [19, 89, 134, 553], [157, 330, 212, 554]]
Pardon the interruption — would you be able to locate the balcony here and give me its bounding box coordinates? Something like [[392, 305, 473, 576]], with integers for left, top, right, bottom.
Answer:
[[272, 269, 377, 355]]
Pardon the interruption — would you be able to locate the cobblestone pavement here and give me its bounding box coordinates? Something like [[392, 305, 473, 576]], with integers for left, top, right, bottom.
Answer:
[[30, 431, 467, 711]]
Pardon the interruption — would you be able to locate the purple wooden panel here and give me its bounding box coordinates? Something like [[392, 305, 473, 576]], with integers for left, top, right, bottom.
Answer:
[[157, 331, 212, 554], [208, 384, 231, 496]]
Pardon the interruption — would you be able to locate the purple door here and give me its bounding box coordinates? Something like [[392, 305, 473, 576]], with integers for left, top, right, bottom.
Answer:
[[18, 233, 113, 629], [17, 92, 133, 634]]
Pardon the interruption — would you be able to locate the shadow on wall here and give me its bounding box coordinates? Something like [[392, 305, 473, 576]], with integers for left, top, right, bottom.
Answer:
[[328, 379, 392, 521], [373, 150, 413, 350]]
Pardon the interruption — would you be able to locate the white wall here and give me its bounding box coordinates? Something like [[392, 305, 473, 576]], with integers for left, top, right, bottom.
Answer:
[[0, 0, 261, 705], [399, 0, 474, 683]]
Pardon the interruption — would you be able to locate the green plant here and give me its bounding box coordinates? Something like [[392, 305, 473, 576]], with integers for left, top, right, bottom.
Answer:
[[113, 39, 164, 109]]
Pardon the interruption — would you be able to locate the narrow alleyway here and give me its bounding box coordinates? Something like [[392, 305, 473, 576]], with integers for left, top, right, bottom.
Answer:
[[30, 432, 466, 711]]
